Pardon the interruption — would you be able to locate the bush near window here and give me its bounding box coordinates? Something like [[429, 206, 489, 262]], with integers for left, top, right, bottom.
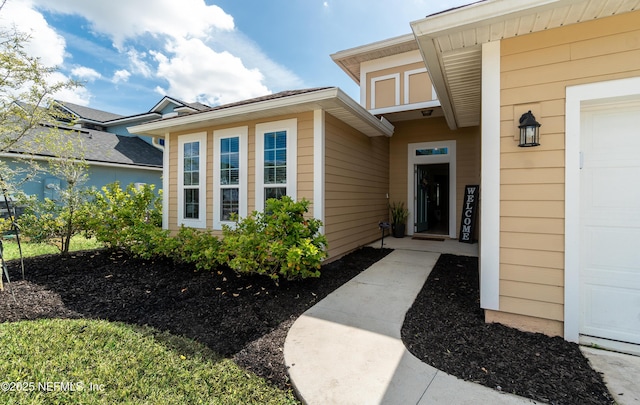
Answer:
[[218, 197, 327, 281], [170, 226, 221, 271], [86, 182, 164, 256]]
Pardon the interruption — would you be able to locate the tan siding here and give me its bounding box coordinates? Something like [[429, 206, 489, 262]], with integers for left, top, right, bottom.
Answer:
[[500, 280, 564, 304], [366, 61, 431, 109], [389, 117, 480, 237], [496, 11, 640, 335], [324, 114, 389, 259], [501, 217, 564, 235], [499, 297, 564, 321], [296, 112, 315, 204], [408, 71, 432, 104], [501, 264, 564, 287], [374, 78, 396, 109]]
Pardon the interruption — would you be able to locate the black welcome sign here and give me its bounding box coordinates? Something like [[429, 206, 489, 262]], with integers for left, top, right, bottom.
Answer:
[[459, 185, 479, 243]]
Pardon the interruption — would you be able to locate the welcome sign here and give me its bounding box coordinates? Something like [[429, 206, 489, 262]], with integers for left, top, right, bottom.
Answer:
[[459, 185, 479, 243]]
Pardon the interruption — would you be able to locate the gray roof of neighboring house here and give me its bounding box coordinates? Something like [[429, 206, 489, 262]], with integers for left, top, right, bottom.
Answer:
[[57, 101, 125, 123], [9, 125, 162, 168], [205, 88, 333, 112]]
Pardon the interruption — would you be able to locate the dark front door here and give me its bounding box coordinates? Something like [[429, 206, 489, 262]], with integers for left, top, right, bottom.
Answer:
[[415, 163, 449, 235]]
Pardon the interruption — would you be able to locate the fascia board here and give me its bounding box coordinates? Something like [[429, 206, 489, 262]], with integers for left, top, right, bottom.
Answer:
[[410, 0, 564, 37], [413, 34, 458, 130], [130, 87, 394, 137]]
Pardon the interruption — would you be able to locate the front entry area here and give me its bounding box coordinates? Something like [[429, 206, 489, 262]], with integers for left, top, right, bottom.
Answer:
[[407, 141, 456, 238], [415, 163, 449, 235]]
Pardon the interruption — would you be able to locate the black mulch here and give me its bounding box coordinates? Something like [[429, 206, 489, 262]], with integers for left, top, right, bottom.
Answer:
[[0, 247, 391, 390], [401, 254, 614, 405], [0, 248, 615, 403]]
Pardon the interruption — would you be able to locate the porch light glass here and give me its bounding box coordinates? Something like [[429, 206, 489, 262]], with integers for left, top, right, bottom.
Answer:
[[518, 110, 541, 147]]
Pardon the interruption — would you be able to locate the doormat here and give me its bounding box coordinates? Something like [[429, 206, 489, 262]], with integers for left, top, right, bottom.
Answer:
[[412, 235, 445, 241]]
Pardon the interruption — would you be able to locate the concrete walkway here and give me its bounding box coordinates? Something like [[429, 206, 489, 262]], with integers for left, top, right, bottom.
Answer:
[[284, 250, 533, 404]]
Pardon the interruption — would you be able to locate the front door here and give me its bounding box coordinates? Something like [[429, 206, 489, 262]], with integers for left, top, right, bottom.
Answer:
[[415, 163, 449, 235]]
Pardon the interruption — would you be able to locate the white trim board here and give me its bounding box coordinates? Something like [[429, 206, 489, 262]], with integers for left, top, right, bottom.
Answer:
[[479, 40, 501, 311]]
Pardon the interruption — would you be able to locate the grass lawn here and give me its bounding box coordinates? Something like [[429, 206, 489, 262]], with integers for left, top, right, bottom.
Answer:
[[1, 235, 103, 261], [0, 319, 298, 404]]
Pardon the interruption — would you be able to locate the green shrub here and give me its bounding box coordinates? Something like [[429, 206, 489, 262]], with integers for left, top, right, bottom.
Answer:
[[219, 197, 327, 281], [86, 182, 163, 254], [17, 191, 94, 253], [171, 226, 221, 271]]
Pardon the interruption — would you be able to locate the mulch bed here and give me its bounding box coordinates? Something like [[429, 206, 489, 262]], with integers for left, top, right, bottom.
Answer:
[[0, 247, 391, 390], [0, 248, 615, 403], [401, 254, 614, 405]]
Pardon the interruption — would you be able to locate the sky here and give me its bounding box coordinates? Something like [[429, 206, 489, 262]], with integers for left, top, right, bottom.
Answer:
[[0, 0, 470, 117]]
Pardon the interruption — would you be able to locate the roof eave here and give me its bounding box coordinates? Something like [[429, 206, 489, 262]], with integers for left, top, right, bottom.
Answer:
[[129, 88, 394, 138], [410, 0, 571, 130]]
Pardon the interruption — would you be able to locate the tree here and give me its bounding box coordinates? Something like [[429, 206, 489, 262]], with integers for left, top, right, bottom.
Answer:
[[0, 21, 79, 194], [0, 17, 80, 283]]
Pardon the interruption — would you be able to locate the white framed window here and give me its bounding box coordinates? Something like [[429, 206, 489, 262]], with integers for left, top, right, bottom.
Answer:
[[255, 119, 297, 212], [213, 126, 248, 229], [178, 132, 207, 228]]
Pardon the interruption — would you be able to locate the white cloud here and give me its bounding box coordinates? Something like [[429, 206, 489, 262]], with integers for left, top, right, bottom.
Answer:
[[0, 0, 66, 67], [126, 49, 153, 78], [0, 0, 91, 104], [49, 72, 92, 105], [152, 37, 269, 105], [71, 66, 102, 82], [30, 0, 235, 48], [9, 0, 305, 108], [112, 69, 131, 84]]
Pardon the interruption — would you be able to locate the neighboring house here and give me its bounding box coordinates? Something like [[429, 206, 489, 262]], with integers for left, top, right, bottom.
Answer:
[[130, 0, 640, 353], [2, 96, 209, 201]]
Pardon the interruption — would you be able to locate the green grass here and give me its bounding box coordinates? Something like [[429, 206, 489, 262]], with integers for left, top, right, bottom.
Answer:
[[1, 235, 103, 260], [0, 319, 299, 405]]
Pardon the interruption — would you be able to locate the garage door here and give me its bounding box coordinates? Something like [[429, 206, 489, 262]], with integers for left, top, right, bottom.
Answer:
[[580, 99, 640, 345]]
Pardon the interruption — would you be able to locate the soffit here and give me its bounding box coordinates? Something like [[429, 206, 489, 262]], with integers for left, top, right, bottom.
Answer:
[[331, 34, 419, 84], [412, 0, 640, 129]]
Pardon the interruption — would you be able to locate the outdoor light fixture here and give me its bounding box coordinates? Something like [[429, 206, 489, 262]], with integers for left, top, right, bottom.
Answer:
[[518, 110, 541, 147]]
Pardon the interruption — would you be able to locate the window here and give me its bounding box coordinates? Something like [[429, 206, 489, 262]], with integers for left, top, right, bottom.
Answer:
[[178, 132, 206, 227], [214, 127, 248, 229], [264, 130, 287, 199], [220, 136, 239, 220], [255, 119, 297, 212], [416, 147, 448, 156]]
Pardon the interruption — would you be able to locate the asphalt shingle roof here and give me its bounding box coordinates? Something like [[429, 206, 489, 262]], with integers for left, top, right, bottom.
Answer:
[[57, 101, 125, 123], [9, 125, 162, 168]]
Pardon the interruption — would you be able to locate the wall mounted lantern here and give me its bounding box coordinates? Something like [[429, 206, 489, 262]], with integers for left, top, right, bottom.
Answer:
[[518, 110, 541, 147]]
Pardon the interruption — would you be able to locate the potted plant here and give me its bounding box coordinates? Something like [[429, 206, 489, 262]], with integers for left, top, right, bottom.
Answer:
[[389, 201, 409, 238]]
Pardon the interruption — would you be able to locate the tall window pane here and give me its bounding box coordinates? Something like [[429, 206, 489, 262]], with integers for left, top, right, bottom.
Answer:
[[263, 131, 287, 190], [183, 141, 200, 219], [221, 188, 239, 221], [220, 137, 240, 186], [184, 189, 199, 219], [219, 136, 240, 221]]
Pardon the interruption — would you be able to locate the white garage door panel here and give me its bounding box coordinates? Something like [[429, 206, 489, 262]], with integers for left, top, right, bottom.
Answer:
[[590, 168, 640, 211], [582, 284, 640, 344], [583, 228, 640, 269], [580, 100, 640, 346]]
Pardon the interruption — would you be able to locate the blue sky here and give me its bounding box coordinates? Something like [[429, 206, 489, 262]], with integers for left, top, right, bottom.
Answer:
[[1, 0, 469, 116]]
